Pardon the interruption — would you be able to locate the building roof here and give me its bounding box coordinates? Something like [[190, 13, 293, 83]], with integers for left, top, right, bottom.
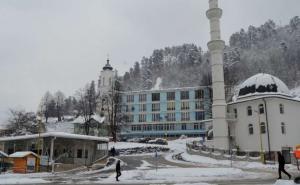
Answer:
[[9, 151, 39, 158], [0, 132, 109, 142], [235, 73, 290, 100], [0, 151, 8, 158], [72, 115, 105, 125]]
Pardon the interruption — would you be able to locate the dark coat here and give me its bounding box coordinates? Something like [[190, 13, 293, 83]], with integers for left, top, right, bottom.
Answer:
[[116, 162, 121, 172], [278, 153, 285, 167]]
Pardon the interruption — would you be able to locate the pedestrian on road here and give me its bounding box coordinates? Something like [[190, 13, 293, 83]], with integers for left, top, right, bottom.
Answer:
[[116, 160, 121, 181], [111, 147, 116, 157], [277, 151, 292, 180]]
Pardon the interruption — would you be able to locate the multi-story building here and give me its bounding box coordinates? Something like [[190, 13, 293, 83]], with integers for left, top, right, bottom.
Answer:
[[120, 87, 212, 139]]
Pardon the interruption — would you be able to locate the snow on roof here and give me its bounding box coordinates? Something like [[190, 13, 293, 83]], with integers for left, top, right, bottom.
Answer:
[[228, 93, 300, 105], [237, 73, 290, 99], [72, 115, 105, 124], [46, 121, 74, 133], [9, 151, 39, 158], [0, 132, 109, 142], [0, 150, 8, 157]]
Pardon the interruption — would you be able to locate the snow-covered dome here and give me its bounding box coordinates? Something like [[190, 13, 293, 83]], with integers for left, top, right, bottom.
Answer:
[[237, 73, 290, 98]]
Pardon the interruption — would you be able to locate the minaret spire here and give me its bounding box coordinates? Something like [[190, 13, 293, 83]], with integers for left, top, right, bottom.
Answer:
[[206, 0, 229, 150]]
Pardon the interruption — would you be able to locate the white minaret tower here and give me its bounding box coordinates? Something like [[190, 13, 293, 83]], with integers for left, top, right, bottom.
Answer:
[[206, 0, 229, 150], [98, 58, 115, 95]]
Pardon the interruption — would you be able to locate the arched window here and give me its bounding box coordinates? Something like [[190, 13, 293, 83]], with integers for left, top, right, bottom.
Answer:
[[281, 122, 286, 134], [259, 104, 264, 114], [248, 124, 254, 135], [260, 122, 266, 134], [247, 106, 252, 116], [279, 104, 284, 114]]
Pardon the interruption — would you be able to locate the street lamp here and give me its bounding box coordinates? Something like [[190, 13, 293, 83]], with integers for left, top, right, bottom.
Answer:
[[254, 110, 265, 164]]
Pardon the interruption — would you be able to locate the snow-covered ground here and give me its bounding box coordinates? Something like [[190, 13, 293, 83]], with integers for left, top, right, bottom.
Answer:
[[0, 172, 51, 184], [100, 167, 271, 184], [0, 137, 297, 185]]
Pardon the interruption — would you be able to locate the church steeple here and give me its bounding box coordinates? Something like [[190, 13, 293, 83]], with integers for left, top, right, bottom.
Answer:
[[103, 58, 113, 71]]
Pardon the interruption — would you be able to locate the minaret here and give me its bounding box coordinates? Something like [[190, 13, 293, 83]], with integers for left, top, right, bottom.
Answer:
[[206, 0, 229, 150]]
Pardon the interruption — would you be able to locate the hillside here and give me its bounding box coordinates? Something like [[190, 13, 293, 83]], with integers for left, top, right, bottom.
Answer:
[[122, 16, 300, 91]]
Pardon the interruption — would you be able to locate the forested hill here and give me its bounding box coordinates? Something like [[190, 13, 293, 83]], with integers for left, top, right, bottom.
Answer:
[[122, 16, 300, 91]]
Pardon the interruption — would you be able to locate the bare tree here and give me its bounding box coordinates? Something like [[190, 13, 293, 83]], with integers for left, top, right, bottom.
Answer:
[[54, 91, 65, 121], [75, 82, 100, 135], [37, 91, 53, 123], [7, 108, 40, 135], [104, 78, 127, 142]]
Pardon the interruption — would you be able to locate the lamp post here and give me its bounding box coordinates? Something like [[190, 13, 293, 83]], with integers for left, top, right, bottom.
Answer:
[[254, 110, 265, 164]]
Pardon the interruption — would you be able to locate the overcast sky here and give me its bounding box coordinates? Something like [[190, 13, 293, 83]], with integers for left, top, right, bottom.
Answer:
[[0, 0, 299, 126]]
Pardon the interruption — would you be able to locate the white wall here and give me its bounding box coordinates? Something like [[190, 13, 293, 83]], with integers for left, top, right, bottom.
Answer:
[[229, 97, 300, 152]]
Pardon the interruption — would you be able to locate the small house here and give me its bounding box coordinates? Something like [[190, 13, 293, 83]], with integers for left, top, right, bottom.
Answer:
[[73, 115, 108, 136], [9, 151, 39, 173]]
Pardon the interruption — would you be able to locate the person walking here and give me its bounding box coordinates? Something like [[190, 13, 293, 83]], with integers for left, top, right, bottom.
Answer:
[[116, 160, 121, 181], [277, 151, 292, 179]]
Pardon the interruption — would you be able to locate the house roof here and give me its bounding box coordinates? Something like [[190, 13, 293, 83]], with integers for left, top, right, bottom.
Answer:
[[0, 132, 109, 142], [0, 151, 8, 158], [9, 151, 39, 158]]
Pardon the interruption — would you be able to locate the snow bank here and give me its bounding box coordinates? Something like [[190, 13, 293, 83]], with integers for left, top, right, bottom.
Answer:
[[273, 180, 297, 185], [109, 142, 168, 150]]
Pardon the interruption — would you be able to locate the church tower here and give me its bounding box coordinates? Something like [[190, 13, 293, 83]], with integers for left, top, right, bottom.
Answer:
[[206, 0, 229, 150], [98, 58, 115, 95]]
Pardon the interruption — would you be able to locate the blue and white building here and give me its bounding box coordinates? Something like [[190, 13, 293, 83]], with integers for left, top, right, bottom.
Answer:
[[120, 87, 212, 139]]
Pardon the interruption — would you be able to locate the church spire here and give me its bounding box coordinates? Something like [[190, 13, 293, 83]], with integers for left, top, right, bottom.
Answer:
[[103, 57, 113, 71]]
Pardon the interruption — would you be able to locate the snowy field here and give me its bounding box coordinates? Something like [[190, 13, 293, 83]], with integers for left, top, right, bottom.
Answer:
[[0, 172, 51, 184], [109, 141, 168, 150]]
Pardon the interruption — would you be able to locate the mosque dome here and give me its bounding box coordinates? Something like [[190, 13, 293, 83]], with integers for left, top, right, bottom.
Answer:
[[237, 73, 290, 98]]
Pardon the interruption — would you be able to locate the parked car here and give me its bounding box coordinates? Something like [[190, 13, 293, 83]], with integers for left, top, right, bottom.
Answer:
[[138, 137, 152, 143], [148, 138, 168, 145]]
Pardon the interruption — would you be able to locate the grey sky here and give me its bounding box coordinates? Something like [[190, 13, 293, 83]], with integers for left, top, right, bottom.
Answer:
[[0, 0, 299, 125]]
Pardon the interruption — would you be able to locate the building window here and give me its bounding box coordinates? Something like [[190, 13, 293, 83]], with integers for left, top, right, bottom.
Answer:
[[152, 113, 160, 122], [139, 104, 146, 112], [139, 94, 147, 102], [199, 123, 205, 130], [127, 95, 134, 103], [167, 102, 175, 111], [152, 103, 160, 111], [180, 91, 189, 100], [260, 122, 266, 134], [181, 102, 190, 110], [259, 104, 264, 114], [279, 104, 284, 114], [248, 124, 254, 135], [195, 101, 204, 110], [195, 111, 205, 120], [181, 112, 190, 121], [181, 123, 187, 130], [194, 123, 199, 130], [85, 150, 88, 159], [234, 108, 238, 118], [169, 124, 175, 130], [126, 114, 134, 123], [247, 106, 252, 116], [167, 92, 175, 101], [152, 93, 160, 101], [195, 89, 204, 99], [77, 149, 82, 158], [139, 114, 146, 122], [281, 122, 286, 134], [166, 113, 176, 121]]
